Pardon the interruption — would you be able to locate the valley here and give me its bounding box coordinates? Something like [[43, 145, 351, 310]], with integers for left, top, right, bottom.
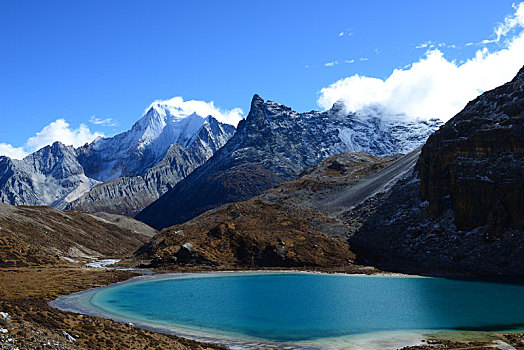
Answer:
[[0, 65, 522, 349]]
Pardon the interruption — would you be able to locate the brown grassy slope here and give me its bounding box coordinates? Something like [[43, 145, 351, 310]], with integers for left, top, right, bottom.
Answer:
[[0, 203, 153, 267], [91, 212, 158, 238], [137, 152, 396, 268], [0, 267, 224, 350]]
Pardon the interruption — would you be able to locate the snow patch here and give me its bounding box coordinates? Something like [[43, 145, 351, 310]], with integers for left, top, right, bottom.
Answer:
[[85, 259, 121, 269]]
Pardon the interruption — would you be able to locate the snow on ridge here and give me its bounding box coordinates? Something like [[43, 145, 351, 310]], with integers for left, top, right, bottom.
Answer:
[[145, 96, 243, 127]]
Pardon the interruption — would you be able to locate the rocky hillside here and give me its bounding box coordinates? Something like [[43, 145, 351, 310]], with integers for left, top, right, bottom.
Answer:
[[0, 102, 235, 215], [137, 94, 440, 230], [418, 66, 524, 232], [0, 203, 156, 267], [348, 66, 524, 275], [135, 152, 397, 269]]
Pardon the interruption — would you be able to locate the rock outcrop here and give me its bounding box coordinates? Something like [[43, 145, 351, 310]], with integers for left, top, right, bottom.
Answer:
[[417, 66, 524, 232], [348, 66, 524, 275]]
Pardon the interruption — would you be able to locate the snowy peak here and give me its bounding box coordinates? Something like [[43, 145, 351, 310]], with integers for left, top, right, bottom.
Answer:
[[133, 105, 205, 150], [187, 116, 236, 154], [80, 101, 236, 181], [0, 98, 237, 212]]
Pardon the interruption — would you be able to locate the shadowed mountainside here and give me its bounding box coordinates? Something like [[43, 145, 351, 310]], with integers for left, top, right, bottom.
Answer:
[[348, 65, 524, 276]]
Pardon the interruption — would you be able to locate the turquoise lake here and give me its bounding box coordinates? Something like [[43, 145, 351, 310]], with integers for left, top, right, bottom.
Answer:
[[89, 273, 524, 342]]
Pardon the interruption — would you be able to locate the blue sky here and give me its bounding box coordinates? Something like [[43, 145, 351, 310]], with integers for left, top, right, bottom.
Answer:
[[1, 0, 523, 158]]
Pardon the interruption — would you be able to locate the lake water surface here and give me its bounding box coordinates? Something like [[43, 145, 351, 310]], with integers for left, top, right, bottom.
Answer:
[[83, 272, 524, 344], [49, 272, 524, 348]]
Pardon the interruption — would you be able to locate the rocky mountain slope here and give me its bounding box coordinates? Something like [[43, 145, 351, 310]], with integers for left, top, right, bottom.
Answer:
[[76, 103, 234, 181], [135, 151, 396, 269], [0, 101, 235, 214], [0, 203, 156, 267], [348, 65, 524, 275], [0, 142, 99, 208], [137, 94, 441, 230], [68, 116, 235, 215]]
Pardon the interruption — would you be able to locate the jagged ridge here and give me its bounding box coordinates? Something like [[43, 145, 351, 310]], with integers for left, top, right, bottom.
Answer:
[[137, 94, 441, 229]]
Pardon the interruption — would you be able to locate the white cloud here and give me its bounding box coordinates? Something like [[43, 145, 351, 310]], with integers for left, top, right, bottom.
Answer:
[[494, 2, 524, 41], [25, 119, 104, 152], [359, 57, 368, 61], [416, 41, 458, 50], [338, 30, 353, 37], [344, 59, 355, 64], [0, 143, 28, 159], [0, 119, 104, 159], [149, 96, 243, 126], [89, 116, 118, 127], [325, 60, 339, 67], [416, 41, 432, 49], [318, 3, 524, 121]]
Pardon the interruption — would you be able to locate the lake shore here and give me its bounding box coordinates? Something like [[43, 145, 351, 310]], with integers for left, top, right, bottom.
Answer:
[[0, 266, 226, 349], [47, 268, 524, 350]]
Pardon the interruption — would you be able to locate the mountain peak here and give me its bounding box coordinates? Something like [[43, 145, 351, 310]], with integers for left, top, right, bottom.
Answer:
[[250, 94, 265, 112]]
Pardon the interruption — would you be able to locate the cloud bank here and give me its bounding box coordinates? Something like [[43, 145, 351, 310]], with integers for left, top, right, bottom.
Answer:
[[0, 119, 104, 160], [318, 3, 524, 121], [149, 96, 244, 127]]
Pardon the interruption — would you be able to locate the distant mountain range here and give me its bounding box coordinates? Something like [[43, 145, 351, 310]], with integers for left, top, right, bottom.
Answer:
[[0, 96, 440, 218], [0, 101, 236, 215], [1, 68, 521, 277], [137, 94, 442, 229]]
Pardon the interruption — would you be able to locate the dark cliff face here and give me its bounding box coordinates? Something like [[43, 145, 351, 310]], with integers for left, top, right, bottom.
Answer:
[[417, 66, 524, 232]]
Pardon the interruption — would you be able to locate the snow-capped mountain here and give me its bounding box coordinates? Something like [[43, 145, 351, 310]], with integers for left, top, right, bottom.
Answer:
[[77, 102, 230, 181], [68, 116, 236, 215], [0, 101, 236, 211], [137, 94, 442, 229]]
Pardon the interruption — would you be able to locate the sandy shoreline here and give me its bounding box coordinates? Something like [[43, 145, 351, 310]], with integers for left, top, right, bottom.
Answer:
[[49, 269, 524, 350]]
